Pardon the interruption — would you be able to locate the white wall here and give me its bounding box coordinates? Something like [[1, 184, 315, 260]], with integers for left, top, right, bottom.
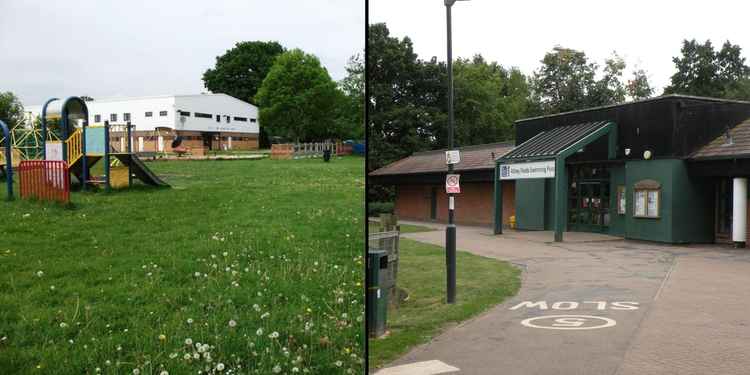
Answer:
[[24, 94, 259, 134], [88, 96, 176, 131], [174, 94, 259, 134]]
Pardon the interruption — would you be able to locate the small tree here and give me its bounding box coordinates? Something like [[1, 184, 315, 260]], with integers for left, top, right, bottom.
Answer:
[[0, 91, 25, 129], [255, 49, 342, 142], [203, 41, 285, 104], [626, 69, 654, 100]]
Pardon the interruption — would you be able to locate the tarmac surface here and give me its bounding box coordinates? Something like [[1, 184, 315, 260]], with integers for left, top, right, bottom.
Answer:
[[375, 223, 750, 375]]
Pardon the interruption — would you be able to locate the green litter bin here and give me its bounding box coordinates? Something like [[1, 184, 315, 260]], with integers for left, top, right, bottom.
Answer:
[[367, 250, 388, 338]]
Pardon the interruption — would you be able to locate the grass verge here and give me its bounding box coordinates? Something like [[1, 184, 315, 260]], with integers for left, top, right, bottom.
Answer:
[[0, 156, 364, 374], [368, 238, 520, 370], [367, 222, 436, 234]]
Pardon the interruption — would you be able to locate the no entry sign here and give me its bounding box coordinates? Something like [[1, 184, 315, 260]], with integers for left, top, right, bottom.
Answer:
[[446, 174, 460, 194]]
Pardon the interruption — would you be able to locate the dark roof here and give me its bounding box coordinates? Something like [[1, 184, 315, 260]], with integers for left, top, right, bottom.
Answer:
[[369, 142, 515, 176], [690, 118, 750, 160], [516, 94, 750, 124], [499, 121, 610, 161]]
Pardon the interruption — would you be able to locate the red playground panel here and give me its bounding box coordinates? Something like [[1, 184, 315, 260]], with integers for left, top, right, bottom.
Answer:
[[18, 160, 70, 203]]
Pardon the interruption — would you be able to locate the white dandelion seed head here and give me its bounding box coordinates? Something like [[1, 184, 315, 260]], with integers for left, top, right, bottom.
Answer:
[[228, 320, 237, 328], [256, 328, 263, 336], [272, 365, 282, 373], [216, 363, 225, 371], [185, 338, 193, 346]]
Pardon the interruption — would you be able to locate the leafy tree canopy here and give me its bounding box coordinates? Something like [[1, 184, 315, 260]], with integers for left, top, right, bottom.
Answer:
[[255, 49, 342, 142], [626, 68, 654, 100], [530, 47, 630, 115], [336, 53, 365, 140], [663, 39, 750, 99], [203, 41, 285, 104], [0, 91, 25, 130]]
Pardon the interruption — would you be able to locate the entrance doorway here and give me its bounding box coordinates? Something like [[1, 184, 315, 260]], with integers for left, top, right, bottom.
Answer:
[[568, 165, 610, 233], [715, 178, 733, 243], [430, 187, 438, 220]]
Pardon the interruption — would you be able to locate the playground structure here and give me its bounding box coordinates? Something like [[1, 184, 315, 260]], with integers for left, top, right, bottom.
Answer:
[[270, 141, 353, 160], [0, 96, 169, 202], [40, 97, 169, 191]]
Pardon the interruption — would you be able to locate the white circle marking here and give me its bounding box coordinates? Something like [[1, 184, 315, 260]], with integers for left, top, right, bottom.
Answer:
[[521, 315, 617, 330]]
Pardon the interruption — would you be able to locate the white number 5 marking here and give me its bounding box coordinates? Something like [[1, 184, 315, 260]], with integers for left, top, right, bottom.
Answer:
[[552, 317, 586, 327]]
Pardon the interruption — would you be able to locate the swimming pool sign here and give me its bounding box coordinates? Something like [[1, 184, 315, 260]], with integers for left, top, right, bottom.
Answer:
[[500, 160, 555, 180]]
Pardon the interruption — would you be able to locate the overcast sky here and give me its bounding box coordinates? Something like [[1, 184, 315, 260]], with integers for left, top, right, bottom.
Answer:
[[370, 0, 750, 96], [0, 0, 363, 105]]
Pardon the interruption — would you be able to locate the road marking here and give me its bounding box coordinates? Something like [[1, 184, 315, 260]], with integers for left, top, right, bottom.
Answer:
[[521, 315, 617, 330], [654, 259, 677, 300], [509, 301, 639, 310], [375, 360, 460, 375]]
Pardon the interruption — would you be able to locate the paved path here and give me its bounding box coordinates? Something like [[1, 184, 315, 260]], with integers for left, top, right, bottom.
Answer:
[[377, 224, 750, 375]]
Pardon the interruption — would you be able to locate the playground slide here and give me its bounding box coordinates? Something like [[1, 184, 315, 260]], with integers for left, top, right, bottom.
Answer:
[[112, 153, 170, 187]]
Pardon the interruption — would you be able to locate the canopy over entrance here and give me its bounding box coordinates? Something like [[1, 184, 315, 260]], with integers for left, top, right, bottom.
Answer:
[[493, 121, 618, 242]]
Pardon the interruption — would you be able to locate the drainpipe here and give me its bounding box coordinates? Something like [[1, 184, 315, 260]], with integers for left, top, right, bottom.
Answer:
[[732, 177, 747, 248]]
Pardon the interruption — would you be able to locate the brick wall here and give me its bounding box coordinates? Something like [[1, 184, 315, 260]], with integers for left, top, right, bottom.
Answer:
[[394, 181, 515, 227], [109, 130, 258, 153]]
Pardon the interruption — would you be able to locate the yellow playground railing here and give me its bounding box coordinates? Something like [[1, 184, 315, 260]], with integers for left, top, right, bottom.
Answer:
[[65, 128, 82, 165]]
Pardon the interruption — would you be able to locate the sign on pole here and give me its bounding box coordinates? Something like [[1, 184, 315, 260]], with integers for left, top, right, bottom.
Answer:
[[499, 160, 555, 180], [445, 150, 460, 165], [446, 174, 461, 193]]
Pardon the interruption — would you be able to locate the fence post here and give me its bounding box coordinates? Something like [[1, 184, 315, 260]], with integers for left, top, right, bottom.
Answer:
[[104, 121, 111, 192]]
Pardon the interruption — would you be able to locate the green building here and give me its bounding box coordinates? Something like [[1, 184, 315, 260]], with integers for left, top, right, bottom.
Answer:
[[494, 95, 750, 245]]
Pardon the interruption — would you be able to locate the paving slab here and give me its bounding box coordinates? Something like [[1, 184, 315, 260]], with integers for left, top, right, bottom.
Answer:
[[376, 223, 750, 375]]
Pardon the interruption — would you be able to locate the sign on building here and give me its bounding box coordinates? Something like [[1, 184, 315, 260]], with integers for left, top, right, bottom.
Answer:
[[445, 150, 460, 165], [45, 142, 63, 161], [499, 160, 555, 180], [446, 174, 461, 193]]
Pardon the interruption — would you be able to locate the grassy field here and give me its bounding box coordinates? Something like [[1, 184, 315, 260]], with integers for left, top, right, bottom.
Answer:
[[0, 156, 364, 374], [368, 238, 520, 370]]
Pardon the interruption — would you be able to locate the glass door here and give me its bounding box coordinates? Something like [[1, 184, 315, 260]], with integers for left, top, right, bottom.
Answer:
[[568, 165, 610, 233]]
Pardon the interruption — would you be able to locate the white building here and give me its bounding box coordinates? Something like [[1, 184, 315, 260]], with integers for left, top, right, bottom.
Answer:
[[26, 93, 260, 153]]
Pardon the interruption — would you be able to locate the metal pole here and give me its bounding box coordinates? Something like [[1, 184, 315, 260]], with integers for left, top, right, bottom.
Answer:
[[1, 120, 13, 200], [127, 122, 133, 188], [104, 121, 111, 192], [445, 1, 457, 304]]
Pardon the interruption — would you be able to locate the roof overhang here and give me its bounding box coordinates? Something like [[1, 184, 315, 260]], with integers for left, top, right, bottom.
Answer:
[[497, 121, 616, 163]]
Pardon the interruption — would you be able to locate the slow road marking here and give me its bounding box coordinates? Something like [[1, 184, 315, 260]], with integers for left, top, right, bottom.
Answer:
[[375, 360, 460, 375], [521, 315, 617, 330]]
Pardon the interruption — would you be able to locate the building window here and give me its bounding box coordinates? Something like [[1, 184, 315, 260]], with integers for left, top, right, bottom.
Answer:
[[250, 118, 257, 123], [616, 186, 626, 215], [110, 113, 118, 122], [159, 110, 168, 117], [194, 112, 212, 119], [179, 111, 191, 117], [124, 113, 131, 122], [633, 180, 660, 218], [94, 114, 101, 123], [233, 116, 247, 122], [145, 111, 153, 117], [225, 115, 231, 123], [216, 115, 220, 122]]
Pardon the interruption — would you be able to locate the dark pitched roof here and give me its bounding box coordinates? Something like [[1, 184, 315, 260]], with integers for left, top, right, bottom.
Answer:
[[369, 142, 515, 176], [690, 118, 750, 160], [499, 121, 610, 161]]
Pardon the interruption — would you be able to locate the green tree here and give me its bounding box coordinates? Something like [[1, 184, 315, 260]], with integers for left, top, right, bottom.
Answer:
[[0, 91, 25, 129], [336, 53, 365, 139], [367, 23, 443, 174], [255, 49, 342, 142], [530, 47, 632, 114], [453, 55, 530, 145], [663, 39, 750, 99], [626, 68, 654, 100], [530, 47, 598, 114], [203, 41, 285, 103]]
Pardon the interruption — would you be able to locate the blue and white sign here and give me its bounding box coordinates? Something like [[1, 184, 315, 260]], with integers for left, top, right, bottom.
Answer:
[[500, 160, 555, 180]]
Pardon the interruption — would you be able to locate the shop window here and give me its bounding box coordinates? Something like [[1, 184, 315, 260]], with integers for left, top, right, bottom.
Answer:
[[633, 180, 660, 218], [617, 186, 626, 215]]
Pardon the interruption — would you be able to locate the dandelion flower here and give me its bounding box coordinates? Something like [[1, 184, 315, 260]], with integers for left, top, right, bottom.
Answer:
[[185, 338, 193, 346], [59, 322, 68, 328], [132, 369, 140, 375], [158, 334, 166, 341], [335, 361, 343, 367], [216, 363, 225, 371], [272, 365, 282, 373], [268, 331, 279, 339], [36, 270, 44, 277], [260, 312, 270, 319], [160, 371, 169, 375], [228, 320, 237, 328], [256, 328, 263, 336], [187, 318, 194, 324]]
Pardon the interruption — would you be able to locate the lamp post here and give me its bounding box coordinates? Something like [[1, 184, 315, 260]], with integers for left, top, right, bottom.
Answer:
[[445, 0, 468, 304]]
